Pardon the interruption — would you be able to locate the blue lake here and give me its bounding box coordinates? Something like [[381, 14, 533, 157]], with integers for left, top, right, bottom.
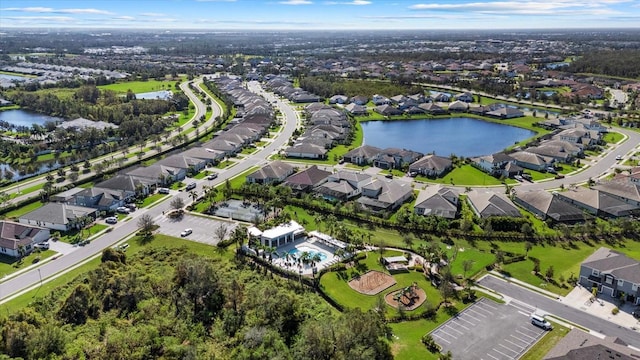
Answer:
[[135, 90, 173, 100], [361, 117, 535, 157], [0, 109, 63, 128]]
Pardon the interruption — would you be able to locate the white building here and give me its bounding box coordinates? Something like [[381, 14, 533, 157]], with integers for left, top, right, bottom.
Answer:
[[248, 220, 306, 248]]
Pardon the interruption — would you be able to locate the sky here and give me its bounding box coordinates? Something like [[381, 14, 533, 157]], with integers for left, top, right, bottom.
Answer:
[[1, 0, 640, 30]]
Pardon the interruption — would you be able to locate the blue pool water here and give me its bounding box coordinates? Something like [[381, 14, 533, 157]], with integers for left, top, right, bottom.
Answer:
[[289, 247, 328, 261]]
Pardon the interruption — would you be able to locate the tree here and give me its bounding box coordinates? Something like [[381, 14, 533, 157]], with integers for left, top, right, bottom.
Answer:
[[462, 259, 474, 279], [58, 284, 97, 325], [170, 197, 185, 210], [545, 265, 555, 281], [173, 258, 224, 328], [101, 247, 126, 264], [524, 241, 533, 257], [214, 224, 229, 244], [137, 214, 155, 238]]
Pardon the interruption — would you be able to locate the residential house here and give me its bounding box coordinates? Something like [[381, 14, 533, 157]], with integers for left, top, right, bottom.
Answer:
[[409, 155, 452, 178], [414, 186, 459, 219], [526, 140, 582, 163], [126, 164, 186, 186], [0, 221, 50, 258], [96, 174, 153, 198], [472, 152, 522, 178], [19, 202, 98, 231], [553, 128, 599, 148], [433, 93, 451, 102], [357, 178, 413, 212], [371, 94, 391, 106], [283, 165, 331, 192], [373, 148, 423, 170], [592, 180, 640, 207], [578, 247, 640, 305], [284, 142, 328, 159], [181, 147, 225, 165], [73, 187, 128, 211], [315, 171, 372, 201], [375, 104, 402, 117], [447, 100, 469, 112], [344, 103, 368, 116], [544, 328, 639, 360], [485, 106, 524, 119], [466, 190, 522, 218], [514, 190, 585, 223], [508, 151, 555, 171], [343, 145, 382, 165], [455, 92, 474, 103], [350, 95, 368, 105], [328, 95, 348, 104], [555, 187, 639, 218], [246, 161, 295, 185], [419, 102, 447, 115]]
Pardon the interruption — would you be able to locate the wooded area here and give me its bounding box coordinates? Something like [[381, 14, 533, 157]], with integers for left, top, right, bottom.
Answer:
[[567, 50, 640, 79]]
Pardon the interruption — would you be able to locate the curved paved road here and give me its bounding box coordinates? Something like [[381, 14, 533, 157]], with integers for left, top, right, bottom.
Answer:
[[0, 80, 299, 303]]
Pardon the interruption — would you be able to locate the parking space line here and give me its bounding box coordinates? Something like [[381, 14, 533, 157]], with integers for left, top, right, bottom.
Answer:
[[432, 333, 451, 344], [509, 334, 530, 345], [485, 353, 500, 360], [473, 306, 495, 316], [482, 302, 498, 310], [503, 339, 525, 350], [443, 325, 464, 335], [467, 309, 487, 318], [451, 321, 470, 331], [515, 329, 536, 340], [492, 347, 514, 359], [518, 326, 541, 336], [436, 328, 458, 339], [454, 316, 477, 326], [498, 343, 518, 354]]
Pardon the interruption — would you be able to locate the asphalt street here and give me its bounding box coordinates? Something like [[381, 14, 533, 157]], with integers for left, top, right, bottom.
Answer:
[[0, 80, 299, 302], [478, 275, 640, 349]]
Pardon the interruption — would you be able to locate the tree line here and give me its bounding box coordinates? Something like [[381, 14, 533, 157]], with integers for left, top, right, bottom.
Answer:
[[567, 50, 640, 79], [299, 76, 422, 99]]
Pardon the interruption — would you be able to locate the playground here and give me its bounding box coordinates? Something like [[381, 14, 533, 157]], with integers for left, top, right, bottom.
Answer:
[[385, 282, 427, 310], [348, 270, 397, 295]]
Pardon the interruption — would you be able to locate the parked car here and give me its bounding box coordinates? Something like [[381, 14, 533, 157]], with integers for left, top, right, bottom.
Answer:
[[546, 167, 557, 174], [34, 242, 49, 250], [385, 173, 393, 179], [186, 182, 197, 191], [514, 175, 524, 182], [125, 203, 137, 211], [207, 173, 218, 180], [114, 243, 129, 251], [116, 206, 130, 214], [180, 228, 193, 237], [530, 314, 552, 330], [158, 188, 170, 194], [616, 154, 623, 161], [105, 216, 118, 224]]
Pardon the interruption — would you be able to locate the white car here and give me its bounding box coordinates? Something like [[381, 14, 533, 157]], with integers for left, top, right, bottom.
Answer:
[[116, 206, 130, 214], [616, 154, 623, 161], [180, 228, 193, 237], [105, 217, 118, 224]]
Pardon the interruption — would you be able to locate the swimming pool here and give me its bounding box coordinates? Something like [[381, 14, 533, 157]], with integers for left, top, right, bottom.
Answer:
[[288, 246, 328, 261]]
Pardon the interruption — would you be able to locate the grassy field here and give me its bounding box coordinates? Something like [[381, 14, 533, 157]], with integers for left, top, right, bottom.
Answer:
[[2, 234, 235, 314], [5, 201, 43, 219], [417, 164, 505, 186], [0, 249, 56, 280], [602, 131, 624, 144], [139, 193, 168, 208], [319, 249, 444, 318], [98, 80, 177, 94]]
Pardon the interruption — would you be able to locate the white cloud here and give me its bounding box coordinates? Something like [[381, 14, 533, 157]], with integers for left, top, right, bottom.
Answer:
[[1, 7, 113, 15], [140, 12, 167, 17], [326, 0, 371, 4], [408, 1, 625, 15], [278, 0, 313, 4], [3, 16, 75, 22], [113, 16, 136, 21]]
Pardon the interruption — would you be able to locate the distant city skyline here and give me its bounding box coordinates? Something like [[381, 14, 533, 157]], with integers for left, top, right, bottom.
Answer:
[[1, 0, 640, 30]]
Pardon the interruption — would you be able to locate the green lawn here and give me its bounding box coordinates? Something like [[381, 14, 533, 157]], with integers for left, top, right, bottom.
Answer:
[[98, 80, 176, 94], [603, 132, 624, 144], [215, 160, 235, 169], [319, 249, 444, 318], [418, 164, 505, 186], [5, 201, 43, 219], [524, 169, 555, 181], [0, 249, 56, 280], [139, 193, 168, 208], [55, 223, 109, 244], [9, 183, 44, 199]]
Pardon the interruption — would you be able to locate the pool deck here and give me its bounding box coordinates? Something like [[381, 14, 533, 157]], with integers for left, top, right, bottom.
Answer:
[[272, 237, 340, 275]]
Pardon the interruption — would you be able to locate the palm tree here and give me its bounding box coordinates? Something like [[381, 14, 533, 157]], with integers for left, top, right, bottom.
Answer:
[[299, 251, 311, 266], [189, 190, 198, 204]]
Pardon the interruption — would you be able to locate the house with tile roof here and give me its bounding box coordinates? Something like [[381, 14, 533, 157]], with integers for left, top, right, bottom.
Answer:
[[466, 190, 522, 218], [508, 151, 555, 172], [544, 328, 638, 360], [246, 161, 295, 185], [19, 202, 98, 231], [0, 220, 50, 258], [357, 178, 413, 212], [578, 247, 640, 305], [514, 190, 585, 223], [283, 165, 331, 192], [414, 186, 459, 219], [555, 187, 639, 218], [408, 155, 452, 178], [343, 145, 382, 166]]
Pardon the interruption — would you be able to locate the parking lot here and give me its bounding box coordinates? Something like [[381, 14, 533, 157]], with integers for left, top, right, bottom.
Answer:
[[430, 298, 546, 360], [156, 213, 238, 245]]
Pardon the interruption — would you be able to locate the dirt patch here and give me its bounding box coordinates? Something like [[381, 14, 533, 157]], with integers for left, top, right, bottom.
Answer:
[[348, 270, 397, 295], [385, 285, 427, 311]]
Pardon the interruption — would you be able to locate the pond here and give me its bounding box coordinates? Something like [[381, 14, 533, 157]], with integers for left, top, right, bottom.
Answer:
[[361, 117, 536, 158], [0, 109, 63, 128]]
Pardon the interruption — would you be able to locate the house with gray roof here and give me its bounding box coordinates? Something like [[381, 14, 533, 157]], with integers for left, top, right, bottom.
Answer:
[[578, 247, 640, 305], [344, 103, 368, 116], [126, 164, 186, 187], [374, 104, 402, 117], [508, 151, 555, 171], [283, 165, 331, 192], [156, 154, 207, 175], [343, 145, 382, 166], [246, 161, 294, 185], [414, 186, 459, 219], [419, 102, 447, 114], [555, 187, 639, 218], [373, 148, 423, 170], [485, 106, 524, 119], [544, 328, 638, 360], [315, 170, 372, 201], [19, 202, 97, 231], [181, 147, 225, 165], [357, 179, 413, 212], [73, 187, 129, 211], [284, 142, 328, 159], [592, 180, 640, 207], [514, 190, 585, 223], [57, 117, 119, 130], [466, 190, 522, 218], [472, 152, 523, 178], [526, 140, 582, 163], [0, 221, 50, 258], [409, 155, 452, 178]]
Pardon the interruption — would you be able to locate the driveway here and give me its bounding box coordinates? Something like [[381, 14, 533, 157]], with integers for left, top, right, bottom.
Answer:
[[156, 213, 237, 245], [430, 298, 545, 360]]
